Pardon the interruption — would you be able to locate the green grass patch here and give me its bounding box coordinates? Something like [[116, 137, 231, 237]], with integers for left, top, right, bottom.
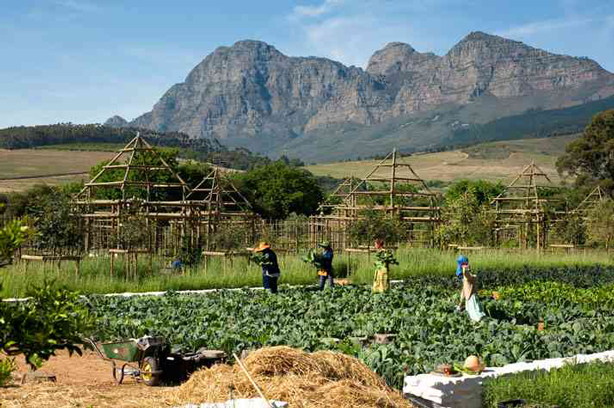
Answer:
[[1, 248, 613, 297], [482, 361, 614, 408]]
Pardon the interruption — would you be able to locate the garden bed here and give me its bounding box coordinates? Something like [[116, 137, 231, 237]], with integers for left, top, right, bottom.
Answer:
[[85, 265, 614, 389]]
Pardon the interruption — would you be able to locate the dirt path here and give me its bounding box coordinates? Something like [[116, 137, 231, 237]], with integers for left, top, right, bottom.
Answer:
[[1, 351, 176, 408]]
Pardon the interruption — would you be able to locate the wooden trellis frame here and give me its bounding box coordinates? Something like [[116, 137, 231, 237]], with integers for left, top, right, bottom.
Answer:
[[313, 148, 441, 248], [74, 134, 194, 260], [78, 133, 190, 201], [573, 186, 610, 218], [185, 167, 259, 250], [491, 161, 565, 250]]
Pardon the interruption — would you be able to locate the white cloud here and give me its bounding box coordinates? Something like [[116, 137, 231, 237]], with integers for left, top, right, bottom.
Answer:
[[291, 0, 345, 19], [496, 17, 595, 37], [285, 1, 446, 68]]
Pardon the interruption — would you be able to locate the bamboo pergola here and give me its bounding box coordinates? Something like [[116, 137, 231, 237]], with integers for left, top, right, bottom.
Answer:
[[185, 167, 259, 249], [573, 186, 610, 218], [313, 148, 441, 247], [492, 161, 564, 249], [78, 133, 190, 201]]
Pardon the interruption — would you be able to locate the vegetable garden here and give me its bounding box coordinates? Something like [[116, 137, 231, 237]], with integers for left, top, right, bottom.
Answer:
[[85, 264, 614, 389]]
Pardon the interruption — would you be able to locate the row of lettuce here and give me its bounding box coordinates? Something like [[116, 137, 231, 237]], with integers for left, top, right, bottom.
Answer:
[[84, 265, 614, 389]]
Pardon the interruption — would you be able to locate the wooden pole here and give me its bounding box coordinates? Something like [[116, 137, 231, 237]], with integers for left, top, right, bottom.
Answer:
[[232, 353, 275, 408]]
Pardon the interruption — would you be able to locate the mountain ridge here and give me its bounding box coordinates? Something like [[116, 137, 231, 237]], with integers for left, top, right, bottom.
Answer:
[[112, 32, 614, 161]]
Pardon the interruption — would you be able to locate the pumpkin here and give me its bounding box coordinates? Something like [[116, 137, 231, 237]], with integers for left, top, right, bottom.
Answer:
[[464, 355, 481, 371]]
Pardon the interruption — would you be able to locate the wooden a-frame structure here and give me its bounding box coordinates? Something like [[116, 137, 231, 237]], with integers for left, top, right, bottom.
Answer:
[[74, 134, 195, 253], [185, 167, 259, 249], [573, 186, 610, 218], [313, 148, 440, 247], [78, 133, 190, 201], [492, 161, 564, 249]]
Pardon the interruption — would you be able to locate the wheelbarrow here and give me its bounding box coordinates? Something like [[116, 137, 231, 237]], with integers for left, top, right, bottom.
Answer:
[[89, 336, 226, 386]]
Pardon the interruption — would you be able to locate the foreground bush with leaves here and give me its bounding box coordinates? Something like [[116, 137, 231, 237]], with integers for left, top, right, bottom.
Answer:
[[88, 266, 614, 389], [0, 282, 94, 383]]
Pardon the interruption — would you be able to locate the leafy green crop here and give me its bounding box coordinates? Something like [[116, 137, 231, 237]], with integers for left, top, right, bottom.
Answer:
[[374, 249, 398, 269], [301, 249, 325, 269], [87, 267, 614, 389]]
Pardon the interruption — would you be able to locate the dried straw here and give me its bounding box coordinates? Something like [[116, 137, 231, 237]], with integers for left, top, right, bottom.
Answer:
[[171, 346, 413, 408]]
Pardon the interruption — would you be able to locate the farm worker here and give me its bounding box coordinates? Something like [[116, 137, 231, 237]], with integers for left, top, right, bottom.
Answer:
[[254, 242, 280, 294], [456, 255, 469, 280], [372, 239, 390, 293], [318, 241, 334, 290], [456, 258, 486, 322]]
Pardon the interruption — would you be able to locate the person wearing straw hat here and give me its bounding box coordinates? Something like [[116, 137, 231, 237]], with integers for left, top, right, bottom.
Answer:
[[253, 242, 280, 294], [317, 241, 334, 291], [455, 255, 485, 322]]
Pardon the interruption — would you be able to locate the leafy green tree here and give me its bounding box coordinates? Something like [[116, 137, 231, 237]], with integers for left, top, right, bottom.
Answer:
[[436, 189, 496, 247], [347, 208, 409, 246], [28, 191, 84, 256], [445, 179, 505, 206], [552, 212, 587, 246], [233, 162, 323, 220], [1, 184, 55, 218], [556, 110, 614, 196], [0, 218, 34, 268], [0, 282, 94, 372], [1, 221, 92, 384], [586, 200, 614, 249]]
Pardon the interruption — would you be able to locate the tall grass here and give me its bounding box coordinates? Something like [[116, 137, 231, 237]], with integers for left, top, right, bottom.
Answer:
[[1, 248, 612, 298]]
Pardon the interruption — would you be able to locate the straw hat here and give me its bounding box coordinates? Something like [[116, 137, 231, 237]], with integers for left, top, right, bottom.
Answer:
[[254, 242, 271, 252]]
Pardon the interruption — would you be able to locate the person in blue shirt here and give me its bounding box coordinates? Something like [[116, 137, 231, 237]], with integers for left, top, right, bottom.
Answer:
[[318, 241, 334, 291], [254, 242, 280, 294]]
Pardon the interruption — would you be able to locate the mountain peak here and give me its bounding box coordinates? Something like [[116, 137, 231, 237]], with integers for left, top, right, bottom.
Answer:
[[382, 42, 416, 53], [462, 31, 500, 41], [104, 115, 128, 128], [367, 42, 437, 76]]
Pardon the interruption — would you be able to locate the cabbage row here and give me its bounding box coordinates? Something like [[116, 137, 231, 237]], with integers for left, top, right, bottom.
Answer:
[[88, 266, 614, 388]]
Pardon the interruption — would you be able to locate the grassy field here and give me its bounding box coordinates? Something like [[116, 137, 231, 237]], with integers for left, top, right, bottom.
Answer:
[[306, 134, 578, 185], [0, 149, 113, 192], [1, 247, 611, 298], [1, 134, 578, 192], [36, 143, 126, 152]]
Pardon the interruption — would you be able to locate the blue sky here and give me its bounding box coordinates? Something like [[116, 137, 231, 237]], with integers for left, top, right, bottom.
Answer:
[[1, 0, 612, 129]]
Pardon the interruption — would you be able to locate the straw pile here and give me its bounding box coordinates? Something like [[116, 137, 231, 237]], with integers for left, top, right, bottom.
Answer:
[[173, 346, 413, 408]]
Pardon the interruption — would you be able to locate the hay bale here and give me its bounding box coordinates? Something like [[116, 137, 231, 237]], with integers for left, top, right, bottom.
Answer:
[[171, 346, 413, 408]]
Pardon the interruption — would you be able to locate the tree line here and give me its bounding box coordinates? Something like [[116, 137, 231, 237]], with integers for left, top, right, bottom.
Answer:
[[0, 123, 281, 170]]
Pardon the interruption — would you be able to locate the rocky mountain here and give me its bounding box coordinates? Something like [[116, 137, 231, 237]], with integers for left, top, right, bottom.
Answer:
[[117, 32, 614, 161], [104, 115, 128, 128]]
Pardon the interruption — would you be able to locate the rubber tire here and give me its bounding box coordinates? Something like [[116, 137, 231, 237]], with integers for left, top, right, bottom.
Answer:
[[140, 356, 162, 386]]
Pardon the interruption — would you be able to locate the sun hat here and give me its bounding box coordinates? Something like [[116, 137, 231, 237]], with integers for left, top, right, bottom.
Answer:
[[254, 242, 271, 252], [456, 254, 469, 277], [318, 241, 332, 249]]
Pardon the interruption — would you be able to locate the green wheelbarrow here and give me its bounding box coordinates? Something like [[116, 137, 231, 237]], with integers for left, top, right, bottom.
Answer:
[[89, 336, 167, 386], [89, 336, 226, 386]]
